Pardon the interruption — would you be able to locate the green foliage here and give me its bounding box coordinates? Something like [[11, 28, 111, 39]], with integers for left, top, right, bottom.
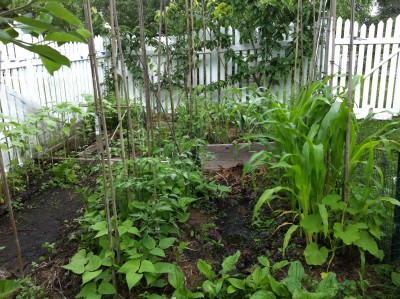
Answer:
[[170, 252, 340, 299], [0, 280, 21, 299], [0, 0, 90, 74], [244, 78, 400, 266]]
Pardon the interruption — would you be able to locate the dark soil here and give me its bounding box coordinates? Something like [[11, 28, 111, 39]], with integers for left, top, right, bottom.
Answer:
[[0, 186, 82, 272], [177, 165, 393, 297]]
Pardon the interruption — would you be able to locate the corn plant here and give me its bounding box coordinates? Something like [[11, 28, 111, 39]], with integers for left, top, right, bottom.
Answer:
[[244, 78, 400, 266]]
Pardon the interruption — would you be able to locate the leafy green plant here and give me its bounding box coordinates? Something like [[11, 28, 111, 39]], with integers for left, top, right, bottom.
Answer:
[[166, 251, 339, 299], [244, 78, 400, 266], [0, 280, 21, 299]]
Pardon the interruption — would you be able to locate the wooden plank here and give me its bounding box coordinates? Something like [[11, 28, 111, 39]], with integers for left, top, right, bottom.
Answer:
[[202, 143, 267, 171], [362, 23, 375, 110], [377, 18, 393, 111], [370, 21, 384, 109]]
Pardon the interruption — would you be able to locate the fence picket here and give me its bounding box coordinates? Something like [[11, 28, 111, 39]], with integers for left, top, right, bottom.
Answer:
[[387, 16, 400, 109]]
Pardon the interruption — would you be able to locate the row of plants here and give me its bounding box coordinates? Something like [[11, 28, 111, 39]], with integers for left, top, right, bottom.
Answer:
[[2, 77, 400, 298], [243, 78, 400, 286]]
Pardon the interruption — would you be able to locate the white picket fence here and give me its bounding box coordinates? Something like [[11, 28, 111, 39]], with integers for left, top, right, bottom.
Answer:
[[327, 15, 400, 119], [0, 16, 399, 135], [1, 17, 400, 121]]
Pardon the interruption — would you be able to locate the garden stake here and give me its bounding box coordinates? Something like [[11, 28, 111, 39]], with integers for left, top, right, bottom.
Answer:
[[185, 0, 193, 133], [163, 2, 178, 152], [190, 0, 198, 116], [202, 0, 207, 100], [293, 0, 302, 97], [0, 150, 24, 277], [84, 1, 119, 294], [111, 2, 138, 177], [109, 0, 129, 200], [156, 0, 165, 149], [137, 0, 154, 156], [309, 0, 324, 83], [344, 0, 356, 202], [319, 0, 328, 78], [329, 0, 337, 87]]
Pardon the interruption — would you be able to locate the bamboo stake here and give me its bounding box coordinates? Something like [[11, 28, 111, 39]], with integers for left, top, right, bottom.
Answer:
[[111, 0, 138, 176], [84, 2, 120, 292], [0, 51, 24, 277], [309, 0, 324, 82], [185, 0, 193, 132], [109, 0, 128, 188], [156, 0, 165, 149], [344, 0, 356, 203], [137, 0, 154, 155], [202, 0, 207, 100], [324, 1, 333, 78], [190, 0, 197, 115], [293, 0, 302, 99], [164, 1, 178, 151], [329, 0, 337, 87], [0, 151, 24, 277], [318, 1, 328, 79]]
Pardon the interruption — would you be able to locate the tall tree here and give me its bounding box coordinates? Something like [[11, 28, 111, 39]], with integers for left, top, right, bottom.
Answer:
[[376, 0, 400, 20]]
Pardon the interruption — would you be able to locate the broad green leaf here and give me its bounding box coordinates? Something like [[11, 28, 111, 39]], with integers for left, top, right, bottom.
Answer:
[[97, 282, 116, 295], [76, 282, 100, 299], [272, 260, 289, 272], [63, 249, 87, 274], [40, 55, 63, 75], [322, 194, 345, 210], [0, 280, 21, 299], [82, 269, 102, 285], [76, 28, 92, 38], [257, 256, 270, 268], [138, 260, 156, 273], [315, 272, 339, 298], [149, 247, 166, 257], [354, 230, 383, 259], [252, 267, 266, 286], [221, 250, 240, 275], [90, 221, 108, 238], [227, 278, 245, 290], [333, 223, 362, 245], [28, 44, 70, 66], [154, 262, 174, 274], [44, 32, 85, 43], [168, 266, 185, 289], [391, 272, 400, 287], [14, 16, 55, 31], [304, 243, 328, 265], [288, 261, 305, 282], [44, 2, 83, 27], [227, 285, 238, 294], [300, 214, 322, 234], [159, 237, 176, 249], [283, 225, 298, 258], [85, 253, 102, 271], [118, 259, 140, 274], [142, 235, 156, 250], [197, 259, 216, 280], [126, 272, 143, 291], [249, 290, 276, 299]]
